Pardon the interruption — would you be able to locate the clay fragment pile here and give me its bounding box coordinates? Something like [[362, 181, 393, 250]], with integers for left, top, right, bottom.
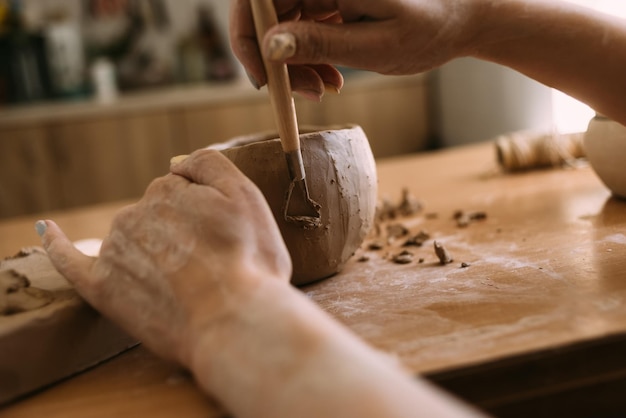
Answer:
[[357, 188, 488, 268]]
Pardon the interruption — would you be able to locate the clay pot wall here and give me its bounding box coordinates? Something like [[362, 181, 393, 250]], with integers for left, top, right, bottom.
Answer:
[[211, 125, 377, 285]]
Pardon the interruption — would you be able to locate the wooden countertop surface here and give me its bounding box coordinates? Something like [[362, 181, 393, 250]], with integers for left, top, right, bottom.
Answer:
[[2, 142, 626, 416]]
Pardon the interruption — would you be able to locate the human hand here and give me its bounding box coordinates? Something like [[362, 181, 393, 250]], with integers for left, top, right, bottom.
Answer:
[[230, 0, 481, 100], [37, 149, 292, 368]]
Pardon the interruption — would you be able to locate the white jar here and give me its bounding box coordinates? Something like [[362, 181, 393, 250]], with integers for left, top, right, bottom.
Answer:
[[583, 114, 626, 198], [90, 58, 118, 104], [45, 21, 86, 96]]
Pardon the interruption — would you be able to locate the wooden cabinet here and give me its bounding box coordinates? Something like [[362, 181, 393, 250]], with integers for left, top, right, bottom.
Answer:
[[0, 73, 430, 218], [179, 98, 275, 150], [0, 126, 58, 216], [52, 111, 178, 208], [0, 110, 180, 217]]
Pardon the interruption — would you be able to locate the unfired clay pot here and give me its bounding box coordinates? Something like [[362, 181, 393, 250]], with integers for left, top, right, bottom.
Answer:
[[209, 125, 377, 285], [584, 115, 626, 199]]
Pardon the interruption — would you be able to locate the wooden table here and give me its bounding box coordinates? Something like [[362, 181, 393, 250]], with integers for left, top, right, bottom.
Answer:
[[2, 143, 626, 417]]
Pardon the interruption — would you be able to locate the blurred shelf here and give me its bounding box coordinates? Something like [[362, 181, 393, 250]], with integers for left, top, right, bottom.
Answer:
[[0, 72, 431, 218], [0, 72, 427, 126], [0, 78, 254, 126]]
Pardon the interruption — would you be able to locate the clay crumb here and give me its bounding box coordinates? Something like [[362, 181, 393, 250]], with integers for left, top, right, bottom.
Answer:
[[453, 210, 487, 228], [433, 241, 454, 265], [403, 230, 430, 247], [392, 250, 414, 265], [367, 241, 384, 251], [418, 258, 425, 264], [386, 223, 409, 240], [461, 262, 470, 268], [4, 247, 44, 261], [397, 188, 422, 217], [375, 189, 423, 221], [376, 198, 397, 221]]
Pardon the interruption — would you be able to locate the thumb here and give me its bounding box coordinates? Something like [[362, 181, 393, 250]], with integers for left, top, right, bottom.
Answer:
[[264, 20, 391, 70], [36, 220, 96, 291]]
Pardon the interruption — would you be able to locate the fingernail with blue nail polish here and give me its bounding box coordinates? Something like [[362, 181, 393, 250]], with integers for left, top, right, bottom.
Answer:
[[35, 220, 47, 237]]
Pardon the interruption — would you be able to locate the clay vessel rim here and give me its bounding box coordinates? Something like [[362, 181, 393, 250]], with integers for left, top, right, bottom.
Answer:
[[206, 124, 360, 151]]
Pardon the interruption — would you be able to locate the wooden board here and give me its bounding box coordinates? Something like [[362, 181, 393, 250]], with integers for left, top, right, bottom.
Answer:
[[0, 247, 137, 405]]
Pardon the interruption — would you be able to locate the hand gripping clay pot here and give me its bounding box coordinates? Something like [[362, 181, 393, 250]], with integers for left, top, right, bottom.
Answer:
[[209, 125, 377, 285]]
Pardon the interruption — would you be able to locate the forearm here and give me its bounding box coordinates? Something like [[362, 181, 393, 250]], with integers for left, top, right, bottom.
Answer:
[[470, 0, 626, 124], [189, 279, 483, 418]]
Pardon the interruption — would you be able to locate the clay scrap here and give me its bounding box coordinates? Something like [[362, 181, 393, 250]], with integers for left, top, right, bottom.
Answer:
[[453, 210, 487, 228], [392, 250, 414, 265], [0, 269, 53, 315], [386, 223, 409, 240], [376, 188, 423, 221], [403, 230, 430, 247], [434, 241, 454, 265], [0, 248, 136, 405]]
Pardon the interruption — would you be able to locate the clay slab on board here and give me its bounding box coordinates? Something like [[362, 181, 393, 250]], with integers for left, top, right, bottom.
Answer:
[[0, 247, 137, 405]]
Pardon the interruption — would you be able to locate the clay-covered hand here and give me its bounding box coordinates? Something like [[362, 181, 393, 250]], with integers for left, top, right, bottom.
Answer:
[[37, 149, 292, 367], [230, 0, 479, 100]]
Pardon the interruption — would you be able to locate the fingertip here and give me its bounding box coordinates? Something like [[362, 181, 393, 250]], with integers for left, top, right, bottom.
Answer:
[[37, 220, 94, 287], [38, 219, 59, 241], [170, 154, 189, 166], [38, 219, 70, 260], [265, 32, 296, 61], [231, 37, 267, 89], [246, 71, 261, 90], [296, 89, 323, 102], [324, 83, 341, 95], [36, 219, 62, 250]]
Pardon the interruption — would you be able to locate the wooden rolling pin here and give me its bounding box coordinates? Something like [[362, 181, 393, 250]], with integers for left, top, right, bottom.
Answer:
[[495, 130, 585, 171]]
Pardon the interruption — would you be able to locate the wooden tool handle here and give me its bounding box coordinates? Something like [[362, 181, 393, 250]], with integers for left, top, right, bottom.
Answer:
[[250, 0, 300, 153]]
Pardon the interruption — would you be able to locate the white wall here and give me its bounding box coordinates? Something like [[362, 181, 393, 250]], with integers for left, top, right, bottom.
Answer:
[[434, 58, 554, 147], [434, 1, 626, 147]]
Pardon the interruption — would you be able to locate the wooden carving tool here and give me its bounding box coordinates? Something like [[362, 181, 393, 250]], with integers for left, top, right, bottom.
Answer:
[[250, 0, 321, 229]]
